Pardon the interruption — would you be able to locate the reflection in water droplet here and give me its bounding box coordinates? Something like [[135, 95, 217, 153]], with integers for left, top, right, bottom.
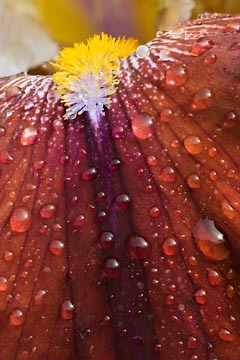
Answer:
[[165, 64, 188, 87], [218, 328, 235, 342], [10, 309, 24, 326], [132, 113, 154, 140], [162, 238, 178, 255], [20, 127, 37, 146], [193, 218, 229, 261], [187, 174, 201, 189], [10, 207, 31, 233], [193, 289, 207, 304], [103, 257, 121, 279], [61, 300, 75, 320], [127, 234, 151, 260], [40, 204, 56, 219], [192, 88, 214, 110], [49, 240, 64, 256], [191, 37, 214, 56], [98, 231, 115, 250], [184, 135, 203, 155]]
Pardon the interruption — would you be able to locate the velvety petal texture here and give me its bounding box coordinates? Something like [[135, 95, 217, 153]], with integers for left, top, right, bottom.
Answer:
[[0, 13, 239, 360]]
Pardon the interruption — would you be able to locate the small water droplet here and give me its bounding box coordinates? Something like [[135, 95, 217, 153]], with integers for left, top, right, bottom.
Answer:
[[127, 234, 151, 260], [74, 214, 85, 227], [160, 108, 174, 122], [0, 276, 8, 291], [187, 174, 201, 189], [0, 150, 14, 164], [218, 328, 235, 342], [146, 155, 158, 166], [34, 289, 47, 305], [61, 300, 74, 320], [221, 200, 236, 220], [165, 64, 188, 87], [10, 309, 24, 326], [98, 231, 115, 250], [193, 289, 207, 304], [209, 170, 217, 181], [136, 45, 150, 58], [193, 218, 229, 261], [161, 166, 176, 182], [192, 87, 214, 110], [103, 257, 121, 279], [96, 210, 107, 222], [229, 40, 240, 51], [114, 193, 131, 210], [109, 158, 122, 171], [162, 237, 178, 255], [204, 53, 217, 64], [184, 135, 203, 154], [132, 113, 154, 140], [81, 167, 98, 181], [187, 335, 198, 349], [10, 207, 31, 233], [207, 268, 221, 286], [20, 127, 37, 146], [191, 37, 214, 56], [49, 240, 64, 256], [112, 125, 126, 139], [149, 206, 160, 218], [40, 204, 56, 219]]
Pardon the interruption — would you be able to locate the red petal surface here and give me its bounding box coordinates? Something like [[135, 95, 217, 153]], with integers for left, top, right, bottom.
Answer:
[[0, 13, 239, 360]]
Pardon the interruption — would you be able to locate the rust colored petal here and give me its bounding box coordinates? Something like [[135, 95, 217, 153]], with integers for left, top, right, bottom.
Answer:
[[0, 13, 239, 360]]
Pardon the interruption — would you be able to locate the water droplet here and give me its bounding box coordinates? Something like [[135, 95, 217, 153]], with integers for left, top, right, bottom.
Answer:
[[161, 166, 176, 182], [218, 328, 235, 342], [221, 200, 236, 220], [96, 210, 107, 222], [229, 40, 240, 51], [0, 276, 8, 291], [187, 174, 201, 189], [187, 335, 198, 349], [226, 284, 235, 298], [149, 206, 160, 218], [103, 257, 121, 279], [132, 113, 154, 140], [184, 135, 203, 154], [136, 45, 150, 58], [4, 250, 13, 261], [193, 289, 207, 304], [160, 108, 174, 122], [5, 86, 22, 98], [162, 237, 178, 255], [10, 207, 31, 233], [98, 231, 115, 250], [61, 300, 74, 320], [191, 37, 214, 56], [0, 150, 14, 164], [165, 294, 175, 305], [223, 111, 238, 128], [109, 158, 122, 171], [114, 193, 131, 210], [146, 155, 158, 166], [112, 125, 126, 139], [204, 53, 217, 64], [193, 218, 230, 261], [40, 204, 56, 219], [207, 268, 221, 286], [0, 127, 6, 137], [81, 167, 98, 181], [34, 289, 47, 305], [209, 170, 217, 181], [165, 64, 188, 87], [49, 240, 64, 256], [159, 49, 171, 60], [20, 127, 37, 146], [74, 214, 85, 227], [10, 309, 24, 326], [192, 87, 214, 110], [127, 234, 151, 260]]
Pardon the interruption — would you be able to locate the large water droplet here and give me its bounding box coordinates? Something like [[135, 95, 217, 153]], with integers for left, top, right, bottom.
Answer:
[[61, 300, 74, 320], [162, 237, 178, 255], [127, 234, 151, 260], [20, 127, 37, 146], [10, 309, 24, 326], [193, 289, 207, 304], [10, 207, 31, 233], [40, 204, 56, 219], [98, 231, 115, 250], [191, 37, 214, 56], [192, 88, 214, 110], [103, 257, 121, 279], [184, 135, 203, 155], [49, 240, 64, 256], [165, 64, 188, 87], [187, 174, 201, 189], [114, 193, 131, 211], [193, 218, 229, 261], [131, 113, 154, 140], [161, 166, 176, 182]]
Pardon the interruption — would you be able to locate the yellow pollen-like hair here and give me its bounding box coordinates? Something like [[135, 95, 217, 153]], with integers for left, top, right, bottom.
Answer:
[[52, 33, 138, 120]]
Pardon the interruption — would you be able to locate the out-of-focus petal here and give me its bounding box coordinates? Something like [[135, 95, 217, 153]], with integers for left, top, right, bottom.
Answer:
[[0, 1, 59, 76], [0, 13, 240, 360]]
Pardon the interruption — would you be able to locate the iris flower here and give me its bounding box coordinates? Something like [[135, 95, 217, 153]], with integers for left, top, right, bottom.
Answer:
[[0, 10, 240, 360]]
